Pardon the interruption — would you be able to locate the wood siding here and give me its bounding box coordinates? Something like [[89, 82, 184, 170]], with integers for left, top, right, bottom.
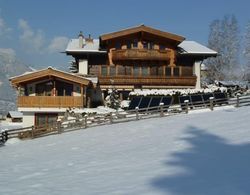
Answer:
[[18, 96, 84, 108], [112, 49, 171, 61], [98, 76, 196, 86]]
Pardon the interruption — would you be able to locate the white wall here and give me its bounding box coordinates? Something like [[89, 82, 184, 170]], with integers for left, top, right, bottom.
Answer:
[[194, 61, 201, 89], [22, 112, 35, 127], [78, 59, 88, 75]]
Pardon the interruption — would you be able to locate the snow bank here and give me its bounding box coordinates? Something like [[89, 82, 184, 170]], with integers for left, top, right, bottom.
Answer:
[[129, 85, 227, 97], [1, 106, 250, 195], [4, 138, 22, 145]]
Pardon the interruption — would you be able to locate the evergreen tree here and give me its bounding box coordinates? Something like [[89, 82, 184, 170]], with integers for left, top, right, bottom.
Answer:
[[105, 81, 120, 109], [243, 21, 250, 80]]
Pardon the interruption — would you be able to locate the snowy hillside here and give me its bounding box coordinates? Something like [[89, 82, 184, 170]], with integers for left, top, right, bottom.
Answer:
[[1, 106, 250, 195]]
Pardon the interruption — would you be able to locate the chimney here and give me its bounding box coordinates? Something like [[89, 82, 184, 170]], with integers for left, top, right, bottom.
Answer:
[[85, 34, 93, 43], [78, 31, 84, 48]]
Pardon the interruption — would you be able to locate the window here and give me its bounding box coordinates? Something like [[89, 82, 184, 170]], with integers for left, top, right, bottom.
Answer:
[[126, 41, 131, 49], [101, 66, 107, 76], [132, 40, 138, 48], [142, 41, 154, 49], [151, 66, 157, 76], [174, 67, 180, 76], [166, 67, 172, 76], [35, 113, 58, 128], [56, 80, 73, 96], [115, 42, 121, 49], [142, 66, 148, 76], [149, 42, 154, 49], [160, 45, 166, 50], [158, 67, 163, 76], [143, 41, 148, 49], [125, 66, 131, 75], [117, 66, 125, 75], [36, 81, 53, 96], [133, 66, 140, 76], [110, 66, 116, 76]]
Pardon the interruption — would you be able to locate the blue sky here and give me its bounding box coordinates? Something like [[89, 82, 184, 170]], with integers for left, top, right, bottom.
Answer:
[[0, 0, 250, 69]]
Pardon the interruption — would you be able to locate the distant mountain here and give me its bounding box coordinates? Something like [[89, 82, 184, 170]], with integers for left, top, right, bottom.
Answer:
[[0, 50, 31, 114]]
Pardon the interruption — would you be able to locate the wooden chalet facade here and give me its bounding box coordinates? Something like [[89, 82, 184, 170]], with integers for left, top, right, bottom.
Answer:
[[66, 25, 217, 98], [10, 67, 92, 127]]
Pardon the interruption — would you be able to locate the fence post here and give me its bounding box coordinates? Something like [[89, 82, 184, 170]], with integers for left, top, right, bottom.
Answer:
[[31, 126, 34, 139], [84, 116, 87, 128], [209, 97, 214, 111], [135, 107, 139, 120], [109, 112, 113, 124], [160, 102, 164, 117], [57, 120, 62, 134], [184, 100, 189, 114], [1, 130, 8, 143], [236, 94, 240, 108]]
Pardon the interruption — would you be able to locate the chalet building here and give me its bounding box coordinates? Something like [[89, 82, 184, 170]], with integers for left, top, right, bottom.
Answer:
[[10, 67, 94, 127], [65, 25, 217, 99]]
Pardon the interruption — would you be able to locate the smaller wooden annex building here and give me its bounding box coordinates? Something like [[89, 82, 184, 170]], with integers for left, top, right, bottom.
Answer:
[[6, 111, 23, 123], [10, 67, 95, 127]]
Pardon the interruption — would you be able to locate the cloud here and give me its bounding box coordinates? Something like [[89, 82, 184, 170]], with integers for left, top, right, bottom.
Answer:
[[0, 48, 16, 61], [18, 19, 45, 53], [48, 36, 69, 53], [0, 17, 11, 36]]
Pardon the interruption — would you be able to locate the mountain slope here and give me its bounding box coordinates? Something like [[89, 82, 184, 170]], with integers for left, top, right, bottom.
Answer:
[[0, 49, 31, 113]]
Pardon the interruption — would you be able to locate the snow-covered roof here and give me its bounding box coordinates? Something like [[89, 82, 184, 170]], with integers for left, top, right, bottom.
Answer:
[[178, 41, 217, 55], [10, 67, 93, 86], [7, 111, 23, 118], [66, 39, 106, 53]]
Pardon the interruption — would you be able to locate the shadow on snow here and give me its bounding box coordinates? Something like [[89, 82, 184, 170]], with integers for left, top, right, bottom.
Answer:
[[151, 126, 250, 195]]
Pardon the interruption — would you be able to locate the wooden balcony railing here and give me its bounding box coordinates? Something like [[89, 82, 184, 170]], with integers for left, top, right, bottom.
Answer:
[[112, 49, 171, 61], [98, 76, 197, 86], [17, 96, 84, 108]]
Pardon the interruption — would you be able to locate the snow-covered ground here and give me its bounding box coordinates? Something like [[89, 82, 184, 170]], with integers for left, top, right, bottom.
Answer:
[[1, 106, 250, 195]]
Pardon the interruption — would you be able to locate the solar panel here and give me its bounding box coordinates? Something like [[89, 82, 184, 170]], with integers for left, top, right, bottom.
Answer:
[[160, 96, 173, 108], [128, 96, 142, 110], [148, 96, 162, 109], [179, 96, 192, 109], [138, 96, 152, 109], [202, 93, 214, 103], [214, 92, 228, 105], [190, 94, 204, 107]]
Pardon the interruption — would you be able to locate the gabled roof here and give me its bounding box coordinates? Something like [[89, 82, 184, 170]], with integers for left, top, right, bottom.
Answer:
[[178, 41, 217, 56], [66, 39, 106, 54], [10, 67, 91, 87], [100, 25, 185, 44], [7, 111, 23, 118]]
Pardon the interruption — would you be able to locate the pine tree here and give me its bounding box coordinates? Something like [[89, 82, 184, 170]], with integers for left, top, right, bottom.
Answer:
[[105, 81, 120, 109], [243, 21, 250, 80]]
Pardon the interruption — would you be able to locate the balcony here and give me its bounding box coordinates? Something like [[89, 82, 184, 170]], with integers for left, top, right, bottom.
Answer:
[[98, 76, 196, 86], [17, 96, 84, 108], [112, 49, 171, 61]]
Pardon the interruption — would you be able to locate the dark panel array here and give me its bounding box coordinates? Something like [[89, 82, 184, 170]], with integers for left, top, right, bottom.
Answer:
[[128, 92, 228, 111], [179, 92, 228, 108], [128, 96, 173, 110]]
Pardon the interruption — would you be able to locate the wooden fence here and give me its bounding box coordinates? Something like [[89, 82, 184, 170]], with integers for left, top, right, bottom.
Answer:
[[1, 94, 250, 144]]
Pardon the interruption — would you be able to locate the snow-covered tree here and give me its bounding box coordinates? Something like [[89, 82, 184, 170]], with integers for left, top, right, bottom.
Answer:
[[206, 19, 224, 81], [105, 82, 120, 109], [243, 21, 250, 81], [206, 15, 240, 81]]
